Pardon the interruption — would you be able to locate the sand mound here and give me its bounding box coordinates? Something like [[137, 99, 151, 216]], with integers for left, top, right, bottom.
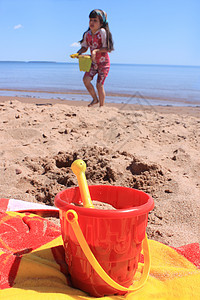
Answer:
[[18, 145, 180, 245], [20, 146, 169, 203]]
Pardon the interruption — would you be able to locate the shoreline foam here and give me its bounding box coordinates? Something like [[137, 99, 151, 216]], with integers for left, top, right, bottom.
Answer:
[[0, 89, 200, 108]]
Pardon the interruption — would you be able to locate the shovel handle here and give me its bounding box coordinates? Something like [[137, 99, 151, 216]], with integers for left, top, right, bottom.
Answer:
[[71, 160, 94, 208]]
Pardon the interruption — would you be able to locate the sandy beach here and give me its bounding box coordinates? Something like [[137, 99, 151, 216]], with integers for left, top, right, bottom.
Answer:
[[0, 95, 199, 247]]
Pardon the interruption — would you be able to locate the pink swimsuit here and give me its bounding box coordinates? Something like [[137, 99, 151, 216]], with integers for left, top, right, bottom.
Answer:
[[81, 28, 110, 84]]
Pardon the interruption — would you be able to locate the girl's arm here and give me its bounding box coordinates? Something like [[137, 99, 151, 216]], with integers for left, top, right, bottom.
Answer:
[[91, 48, 108, 61], [77, 46, 88, 55]]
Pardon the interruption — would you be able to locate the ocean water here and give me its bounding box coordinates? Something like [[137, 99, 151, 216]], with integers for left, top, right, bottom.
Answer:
[[0, 61, 200, 107]]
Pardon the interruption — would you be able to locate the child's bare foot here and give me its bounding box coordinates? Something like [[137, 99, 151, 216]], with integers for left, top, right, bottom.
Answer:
[[88, 99, 99, 107]]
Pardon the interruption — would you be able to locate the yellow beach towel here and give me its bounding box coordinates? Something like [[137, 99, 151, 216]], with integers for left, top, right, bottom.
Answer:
[[0, 209, 199, 299]]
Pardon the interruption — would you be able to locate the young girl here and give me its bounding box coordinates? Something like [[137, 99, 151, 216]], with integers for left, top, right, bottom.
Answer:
[[76, 9, 114, 107]]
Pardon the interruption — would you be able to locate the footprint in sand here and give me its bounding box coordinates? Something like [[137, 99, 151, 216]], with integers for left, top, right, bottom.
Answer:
[[7, 128, 41, 140]]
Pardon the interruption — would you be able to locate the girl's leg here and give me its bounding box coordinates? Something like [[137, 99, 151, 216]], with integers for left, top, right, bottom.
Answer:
[[96, 63, 110, 107], [83, 74, 99, 107], [96, 82, 105, 106]]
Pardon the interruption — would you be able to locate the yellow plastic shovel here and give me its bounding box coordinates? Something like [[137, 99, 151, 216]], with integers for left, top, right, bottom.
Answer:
[[71, 159, 94, 208]]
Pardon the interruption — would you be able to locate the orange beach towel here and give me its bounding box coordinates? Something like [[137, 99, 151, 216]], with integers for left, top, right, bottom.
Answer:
[[0, 198, 199, 299]]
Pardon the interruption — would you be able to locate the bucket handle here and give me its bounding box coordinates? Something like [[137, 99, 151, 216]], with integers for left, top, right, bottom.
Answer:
[[66, 209, 151, 293]]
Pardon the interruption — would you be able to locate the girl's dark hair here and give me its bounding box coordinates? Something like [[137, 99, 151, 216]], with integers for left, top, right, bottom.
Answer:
[[79, 9, 114, 52]]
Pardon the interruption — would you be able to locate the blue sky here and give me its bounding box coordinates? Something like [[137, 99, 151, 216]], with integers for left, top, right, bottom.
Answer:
[[0, 0, 199, 66]]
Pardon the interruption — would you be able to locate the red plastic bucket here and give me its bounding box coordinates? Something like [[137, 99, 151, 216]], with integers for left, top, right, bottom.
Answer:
[[55, 185, 154, 297]]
